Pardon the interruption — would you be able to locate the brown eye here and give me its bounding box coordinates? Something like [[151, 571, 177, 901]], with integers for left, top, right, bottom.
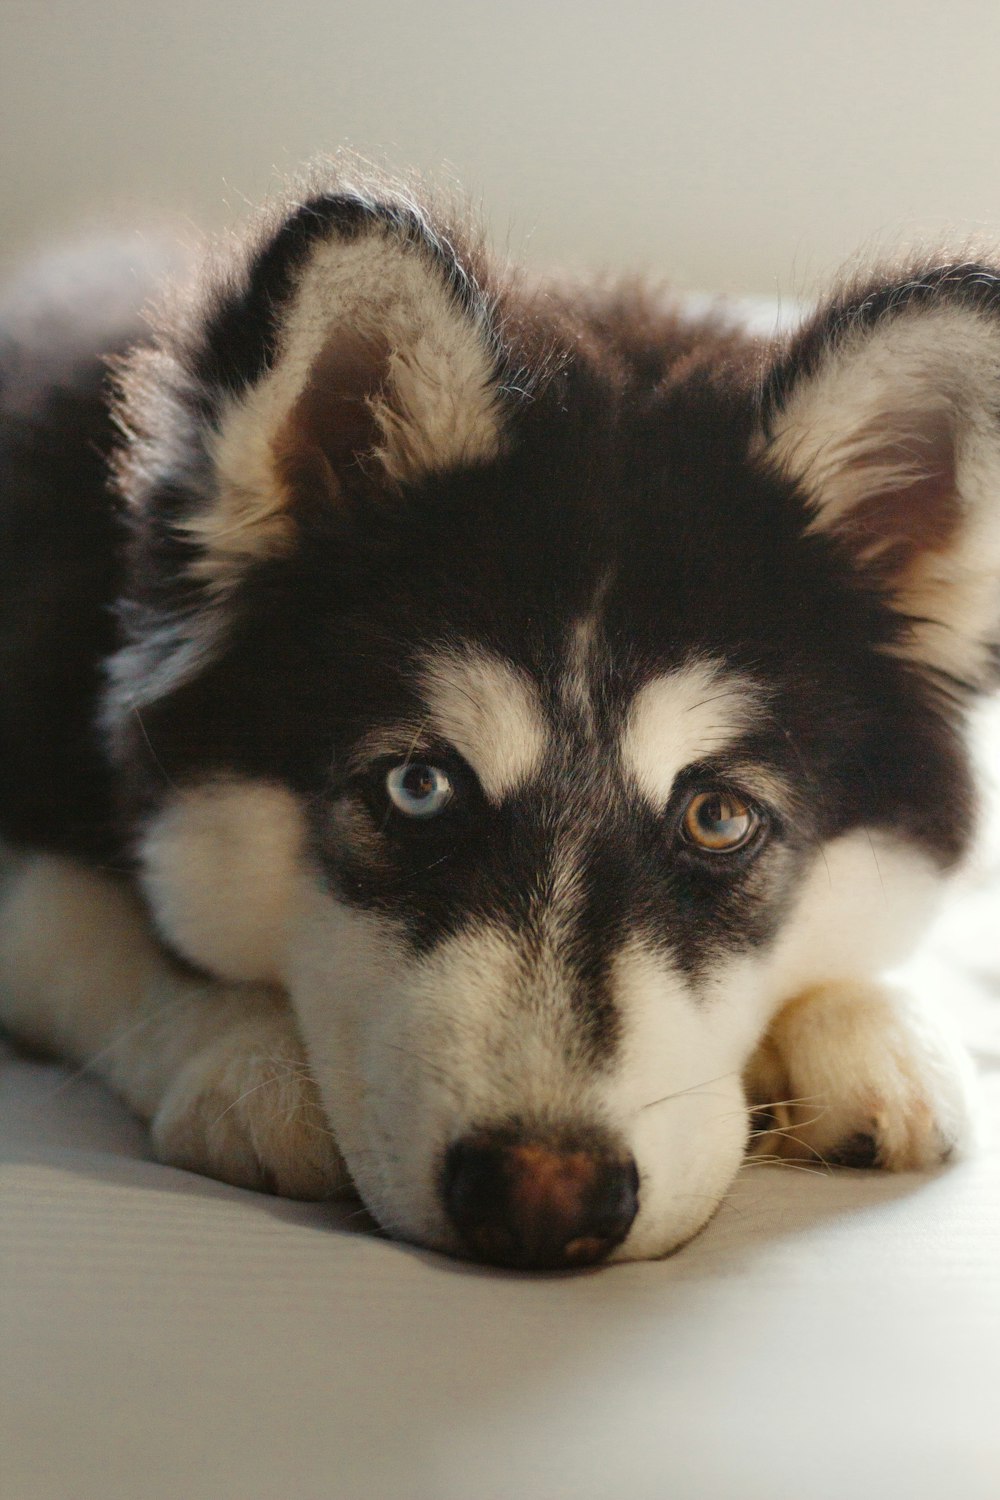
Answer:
[[681, 790, 759, 853]]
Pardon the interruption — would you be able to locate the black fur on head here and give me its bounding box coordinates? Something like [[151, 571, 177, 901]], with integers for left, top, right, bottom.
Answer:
[[3, 174, 997, 935], [94, 196, 1000, 991]]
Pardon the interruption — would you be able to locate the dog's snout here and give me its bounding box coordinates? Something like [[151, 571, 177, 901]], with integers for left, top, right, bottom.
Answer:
[[442, 1130, 639, 1269]]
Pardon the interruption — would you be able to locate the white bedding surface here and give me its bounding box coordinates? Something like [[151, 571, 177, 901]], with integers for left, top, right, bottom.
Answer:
[[3, 755, 999, 1500]]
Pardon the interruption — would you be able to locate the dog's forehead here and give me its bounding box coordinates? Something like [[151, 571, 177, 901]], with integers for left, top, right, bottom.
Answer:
[[412, 636, 764, 804]]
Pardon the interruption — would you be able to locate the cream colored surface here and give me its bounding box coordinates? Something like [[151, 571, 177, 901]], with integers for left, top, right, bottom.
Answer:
[[3, 712, 999, 1499], [6, 3, 1000, 295]]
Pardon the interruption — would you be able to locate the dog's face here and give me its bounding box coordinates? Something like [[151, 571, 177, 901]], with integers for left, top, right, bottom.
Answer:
[[107, 191, 1000, 1264]]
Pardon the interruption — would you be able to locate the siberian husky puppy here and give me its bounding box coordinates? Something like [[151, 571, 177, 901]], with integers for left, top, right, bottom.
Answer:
[[0, 175, 995, 1267]]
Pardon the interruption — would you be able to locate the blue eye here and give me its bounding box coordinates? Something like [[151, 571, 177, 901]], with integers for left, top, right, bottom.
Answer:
[[385, 763, 454, 818]]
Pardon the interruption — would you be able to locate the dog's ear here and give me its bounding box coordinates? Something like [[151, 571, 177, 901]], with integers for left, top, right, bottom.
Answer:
[[758, 264, 1000, 691], [134, 192, 508, 593]]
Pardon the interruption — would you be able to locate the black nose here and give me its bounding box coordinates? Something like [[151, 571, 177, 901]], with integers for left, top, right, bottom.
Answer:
[[442, 1128, 639, 1270]]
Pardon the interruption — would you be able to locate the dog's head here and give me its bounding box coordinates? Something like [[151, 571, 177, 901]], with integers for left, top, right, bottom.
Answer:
[[106, 183, 1000, 1265]]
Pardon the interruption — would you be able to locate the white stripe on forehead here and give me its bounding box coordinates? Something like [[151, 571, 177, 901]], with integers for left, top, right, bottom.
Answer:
[[622, 661, 766, 806], [419, 647, 549, 799], [560, 614, 599, 732], [559, 573, 615, 733]]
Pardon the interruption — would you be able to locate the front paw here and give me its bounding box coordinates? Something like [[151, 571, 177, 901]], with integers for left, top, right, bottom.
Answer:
[[745, 980, 978, 1171], [151, 1006, 348, 1200]]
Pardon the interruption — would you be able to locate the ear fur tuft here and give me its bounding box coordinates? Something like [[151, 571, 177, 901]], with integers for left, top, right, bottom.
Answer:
[[758, 263, 1000, 692], [116, 179, 511, 598]]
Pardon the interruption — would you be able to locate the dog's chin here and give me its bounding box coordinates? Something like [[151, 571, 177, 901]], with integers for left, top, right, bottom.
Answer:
[[614, 1115, 749, 1264]]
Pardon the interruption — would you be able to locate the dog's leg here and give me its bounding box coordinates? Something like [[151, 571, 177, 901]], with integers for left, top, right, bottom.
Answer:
[[744, 980, 977, 1169], [0, 848, 347, 1198]]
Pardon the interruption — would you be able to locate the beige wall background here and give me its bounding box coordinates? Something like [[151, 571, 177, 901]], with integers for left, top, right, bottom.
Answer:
[[3, 0, 1000, 296]]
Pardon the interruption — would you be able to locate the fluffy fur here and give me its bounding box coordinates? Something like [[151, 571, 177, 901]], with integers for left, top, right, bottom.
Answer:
[[0, 171, 996, 1267]]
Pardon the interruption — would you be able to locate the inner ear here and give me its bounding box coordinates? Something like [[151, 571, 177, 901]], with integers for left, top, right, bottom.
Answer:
[[188, 200, 509, 596], [829, 402, 960, 582], [759, 285, 1000, 688], [274, 329, 390, 505]]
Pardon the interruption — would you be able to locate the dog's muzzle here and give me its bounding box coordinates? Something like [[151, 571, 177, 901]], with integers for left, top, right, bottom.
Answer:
[[442, 1126, 639, 1270]]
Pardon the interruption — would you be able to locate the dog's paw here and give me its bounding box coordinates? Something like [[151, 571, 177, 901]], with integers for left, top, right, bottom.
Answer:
[[745, 980, 977, 1171], [150, 1004, 349, 1200]]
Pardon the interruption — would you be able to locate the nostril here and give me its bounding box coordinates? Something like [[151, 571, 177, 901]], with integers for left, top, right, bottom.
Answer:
[[443, 1130, 639, 1270], [444, 1136, 508, 1230], [589, 1154, 641, 1236]]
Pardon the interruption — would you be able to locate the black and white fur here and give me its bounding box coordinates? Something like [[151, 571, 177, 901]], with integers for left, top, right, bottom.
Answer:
[[1, 173, 995, 1267]]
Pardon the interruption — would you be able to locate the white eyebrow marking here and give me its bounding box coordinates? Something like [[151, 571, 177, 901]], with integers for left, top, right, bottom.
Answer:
[[419, 646, 550, 800], [622, 661, 766, 806]]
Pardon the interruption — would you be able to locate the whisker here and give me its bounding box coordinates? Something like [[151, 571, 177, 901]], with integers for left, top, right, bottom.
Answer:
[[47, 1010, 162, 1095], [674, 1189, 750, 1222], [640, 1070, 740, 1112], [747, 1107, 831, 1138], [129, 702, 180, 791], [740, 1154, 833, 1177], [745, 1093, 827, 1113], [209, 1057, 323, 1125], [340, 1204, 378, 1226]]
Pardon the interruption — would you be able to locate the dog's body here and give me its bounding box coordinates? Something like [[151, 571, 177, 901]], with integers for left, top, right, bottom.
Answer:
[[0, 175, 995, 1267]]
